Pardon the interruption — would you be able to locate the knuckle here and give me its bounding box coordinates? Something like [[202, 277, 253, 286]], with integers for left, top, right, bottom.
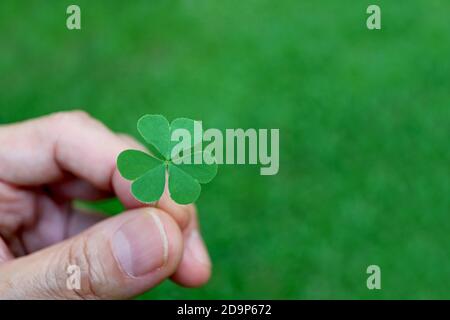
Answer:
[[66, 110, 92, 121], [64, 236, 106, 299], [49, 110, 105, 138], [50, 110, 93, 126]]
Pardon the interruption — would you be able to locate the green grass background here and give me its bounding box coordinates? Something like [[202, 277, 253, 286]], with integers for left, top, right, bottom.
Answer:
[[0, 0, 449, 299]]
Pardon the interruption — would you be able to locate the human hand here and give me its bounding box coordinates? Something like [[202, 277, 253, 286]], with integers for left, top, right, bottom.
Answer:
[[0, 111, 211, 299]]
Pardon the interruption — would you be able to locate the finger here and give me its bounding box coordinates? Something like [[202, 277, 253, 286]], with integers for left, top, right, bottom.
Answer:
[[66, 209, 106, 237], [0, 111, 197, 237], [170, 205, 212, 287], [0, 111, 142, 208], [48, 177, 112, 201], [0, 237, 13, 263], [0, 111, 121, 188], [0, 207, 183, 299], [152, 186, 211, 287], [0, 180, 106, 255], [117, 133, 146, 151], [66, 207, 210, 291], [0, 111, 203, 222], [156, 182, 192, 229], [11, 206, 104, 256]]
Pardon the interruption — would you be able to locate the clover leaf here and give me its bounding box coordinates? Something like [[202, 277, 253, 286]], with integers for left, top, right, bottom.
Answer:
[[117, 114, 218, 205]]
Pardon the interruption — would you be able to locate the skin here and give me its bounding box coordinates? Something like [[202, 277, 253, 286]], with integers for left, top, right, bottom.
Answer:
[[0, 111, 211, 299]]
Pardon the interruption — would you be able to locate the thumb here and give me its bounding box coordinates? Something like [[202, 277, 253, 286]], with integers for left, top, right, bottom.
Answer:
[[0, 208, 183, 299]]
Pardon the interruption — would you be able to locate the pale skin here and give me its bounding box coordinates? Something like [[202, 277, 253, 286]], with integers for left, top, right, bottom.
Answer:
[[0, 111, 211, 299]]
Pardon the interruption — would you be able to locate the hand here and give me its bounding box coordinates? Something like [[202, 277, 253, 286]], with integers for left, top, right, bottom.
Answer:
[[0, 111, 211, 299]]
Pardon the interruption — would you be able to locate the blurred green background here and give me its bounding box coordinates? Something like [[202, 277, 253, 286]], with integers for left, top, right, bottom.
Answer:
[[0, 0, 449, 299]]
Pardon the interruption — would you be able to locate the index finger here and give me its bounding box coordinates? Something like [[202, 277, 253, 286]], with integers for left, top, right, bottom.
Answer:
[[0, 111, 141, 208]]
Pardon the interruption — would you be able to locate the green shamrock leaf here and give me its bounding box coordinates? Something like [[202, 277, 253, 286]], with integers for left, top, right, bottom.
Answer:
[[117, 114, 218, 205]]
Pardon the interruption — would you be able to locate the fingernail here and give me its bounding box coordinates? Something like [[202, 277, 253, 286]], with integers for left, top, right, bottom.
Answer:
[[112, 211, 169, 277], [187, 230, 211, 267]]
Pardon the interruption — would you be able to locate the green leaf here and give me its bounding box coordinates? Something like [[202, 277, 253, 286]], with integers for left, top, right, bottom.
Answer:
[[173, 152, 218, 183], [168, 163, 201, 204], [118, 115, 218, 205], [169, 118, 202, 160], [117, 150, 163, 180], [131, 163, 166, 203], [137, 114, 170, 159]]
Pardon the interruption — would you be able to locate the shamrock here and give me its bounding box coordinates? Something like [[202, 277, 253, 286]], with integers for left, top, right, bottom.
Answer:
[[117, 114, 218, 205]]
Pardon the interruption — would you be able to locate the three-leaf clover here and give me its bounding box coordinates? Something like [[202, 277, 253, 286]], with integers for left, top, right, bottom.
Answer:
[[117, 115, 218, 205]]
